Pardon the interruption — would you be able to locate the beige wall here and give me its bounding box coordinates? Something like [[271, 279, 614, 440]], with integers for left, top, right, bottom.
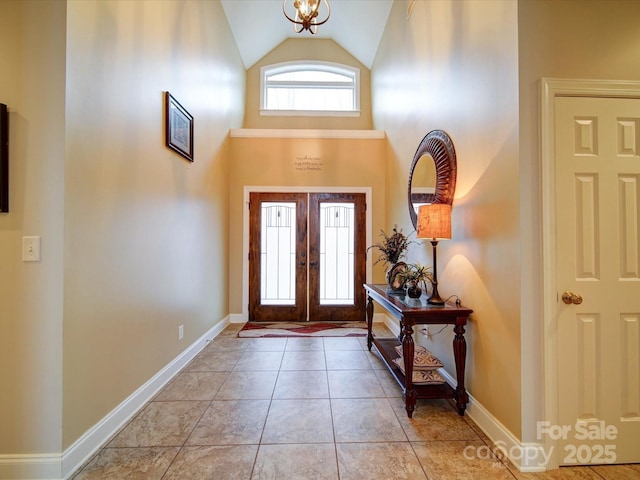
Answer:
[[228, 134, 387, 315], [373, 0, 640, 446], [62, 0, 245, 448], [373, 0, 521, 437], [517, 0, 640, 443], [0, 0, 67, 455], [244, 38, 372, 130], [4, 0, 638, 467], [1, 0, 244, 461]]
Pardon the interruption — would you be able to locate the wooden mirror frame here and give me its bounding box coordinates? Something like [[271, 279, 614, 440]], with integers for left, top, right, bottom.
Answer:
[[407, 130, 457, 229]]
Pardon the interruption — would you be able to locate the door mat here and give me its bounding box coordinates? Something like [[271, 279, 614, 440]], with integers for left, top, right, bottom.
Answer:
[[238, 321, 368, 337]]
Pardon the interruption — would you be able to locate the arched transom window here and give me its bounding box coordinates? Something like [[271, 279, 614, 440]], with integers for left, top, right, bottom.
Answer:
[[261, 61, 360, 116]]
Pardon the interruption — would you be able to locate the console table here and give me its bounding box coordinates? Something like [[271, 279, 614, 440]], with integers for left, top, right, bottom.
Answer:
[[364, 283, 473, 418]]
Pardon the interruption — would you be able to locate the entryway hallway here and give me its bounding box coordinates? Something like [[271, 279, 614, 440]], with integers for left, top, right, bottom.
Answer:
[[71, 324, 639, 479]]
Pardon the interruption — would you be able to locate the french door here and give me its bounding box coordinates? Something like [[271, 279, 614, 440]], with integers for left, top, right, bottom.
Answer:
[[248, 192, 366, 322]]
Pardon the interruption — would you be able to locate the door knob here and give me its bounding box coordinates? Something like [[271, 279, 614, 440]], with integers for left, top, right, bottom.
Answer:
[[562, 291, 583, 305]]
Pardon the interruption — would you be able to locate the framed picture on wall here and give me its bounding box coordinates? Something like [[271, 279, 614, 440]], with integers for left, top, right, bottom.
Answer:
[[0, 103, 8, 213], [164, 92, 194, 162]]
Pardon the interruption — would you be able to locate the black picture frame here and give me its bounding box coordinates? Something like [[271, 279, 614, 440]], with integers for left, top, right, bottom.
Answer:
[[0, 103, 8, 213], [164, 92, 193, 162]]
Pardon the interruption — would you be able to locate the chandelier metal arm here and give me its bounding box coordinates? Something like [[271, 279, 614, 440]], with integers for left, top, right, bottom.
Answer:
[[282, 0, 331, 34], [282, 0, 299, 24]]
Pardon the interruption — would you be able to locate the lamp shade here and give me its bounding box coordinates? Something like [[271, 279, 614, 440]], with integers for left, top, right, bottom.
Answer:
[[416, 204, 452, 240]]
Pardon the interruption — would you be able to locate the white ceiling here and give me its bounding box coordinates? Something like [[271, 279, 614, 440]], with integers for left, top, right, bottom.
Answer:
[[220, 0, 394, 69]]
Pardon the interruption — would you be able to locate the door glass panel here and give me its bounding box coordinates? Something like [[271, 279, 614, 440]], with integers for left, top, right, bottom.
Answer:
[[319, 202, 354, 305], [261, 202, 296, 305]]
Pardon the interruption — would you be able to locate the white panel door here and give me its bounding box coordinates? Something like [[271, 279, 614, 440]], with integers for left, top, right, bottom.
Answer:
[[556, 96, 640, 464]]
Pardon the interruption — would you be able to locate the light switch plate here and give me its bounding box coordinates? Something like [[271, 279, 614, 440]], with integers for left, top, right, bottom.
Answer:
[[23, 236, 41, 262]]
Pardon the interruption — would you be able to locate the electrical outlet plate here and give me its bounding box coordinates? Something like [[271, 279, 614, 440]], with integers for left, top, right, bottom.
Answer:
[[178, 325, 184, 340], [22, 236, 41, 262]]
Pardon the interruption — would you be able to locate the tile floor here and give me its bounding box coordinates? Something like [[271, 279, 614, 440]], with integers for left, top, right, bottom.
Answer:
[[72, 323, 640, 479]]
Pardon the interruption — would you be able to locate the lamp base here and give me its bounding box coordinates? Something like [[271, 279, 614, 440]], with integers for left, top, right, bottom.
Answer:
[[427, 283, 445, 305], [427, 239, 446, 305]]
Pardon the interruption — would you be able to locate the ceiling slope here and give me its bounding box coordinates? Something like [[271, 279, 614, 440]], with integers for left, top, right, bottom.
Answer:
[[220, 0, 393, 69]]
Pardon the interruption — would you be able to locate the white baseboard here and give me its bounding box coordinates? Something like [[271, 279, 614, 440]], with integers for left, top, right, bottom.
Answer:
[[2, 312, 548, 478], [58, 317, 229, 480], [437, 368, 547, 472], [0, 318, 231, 480], [380, 313, 400, 336], [378, 312, 547, 472], [0, 454, 62, 480], [229, 313, 246, 323]]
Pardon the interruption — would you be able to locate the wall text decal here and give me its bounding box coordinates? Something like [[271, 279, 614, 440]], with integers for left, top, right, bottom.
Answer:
[[294, 155, 323, 171]]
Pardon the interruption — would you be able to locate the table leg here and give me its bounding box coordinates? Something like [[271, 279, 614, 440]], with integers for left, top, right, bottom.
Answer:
[[453, 321, 469, 416], [366, 295, 374, 351], [402, 319, 416, 418]]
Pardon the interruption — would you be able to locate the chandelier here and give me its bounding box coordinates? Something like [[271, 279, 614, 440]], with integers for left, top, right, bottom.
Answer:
[[283, 0, 331, 34]]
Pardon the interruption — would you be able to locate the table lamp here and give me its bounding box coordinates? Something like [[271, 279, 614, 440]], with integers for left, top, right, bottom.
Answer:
[[416, 203, 452, 305]]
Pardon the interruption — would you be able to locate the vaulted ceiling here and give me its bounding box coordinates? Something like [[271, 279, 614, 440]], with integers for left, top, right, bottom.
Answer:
[[220, 0, 394, 69]]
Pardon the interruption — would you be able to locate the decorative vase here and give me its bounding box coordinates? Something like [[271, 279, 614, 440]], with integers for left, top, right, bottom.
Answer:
[[407, 282, 422, 299], [386, 261, 407, 295]]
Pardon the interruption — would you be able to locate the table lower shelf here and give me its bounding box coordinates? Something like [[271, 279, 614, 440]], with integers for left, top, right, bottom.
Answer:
[[372, 337, 456, 400]]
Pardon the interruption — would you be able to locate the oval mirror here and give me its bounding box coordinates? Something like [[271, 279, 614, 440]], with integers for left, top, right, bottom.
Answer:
[[409, 153, 436, 220], [407, 130, 457, 229]]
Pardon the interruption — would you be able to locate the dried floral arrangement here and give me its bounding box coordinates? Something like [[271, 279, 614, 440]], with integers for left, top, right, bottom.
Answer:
[[367, 226, 416, 267]]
